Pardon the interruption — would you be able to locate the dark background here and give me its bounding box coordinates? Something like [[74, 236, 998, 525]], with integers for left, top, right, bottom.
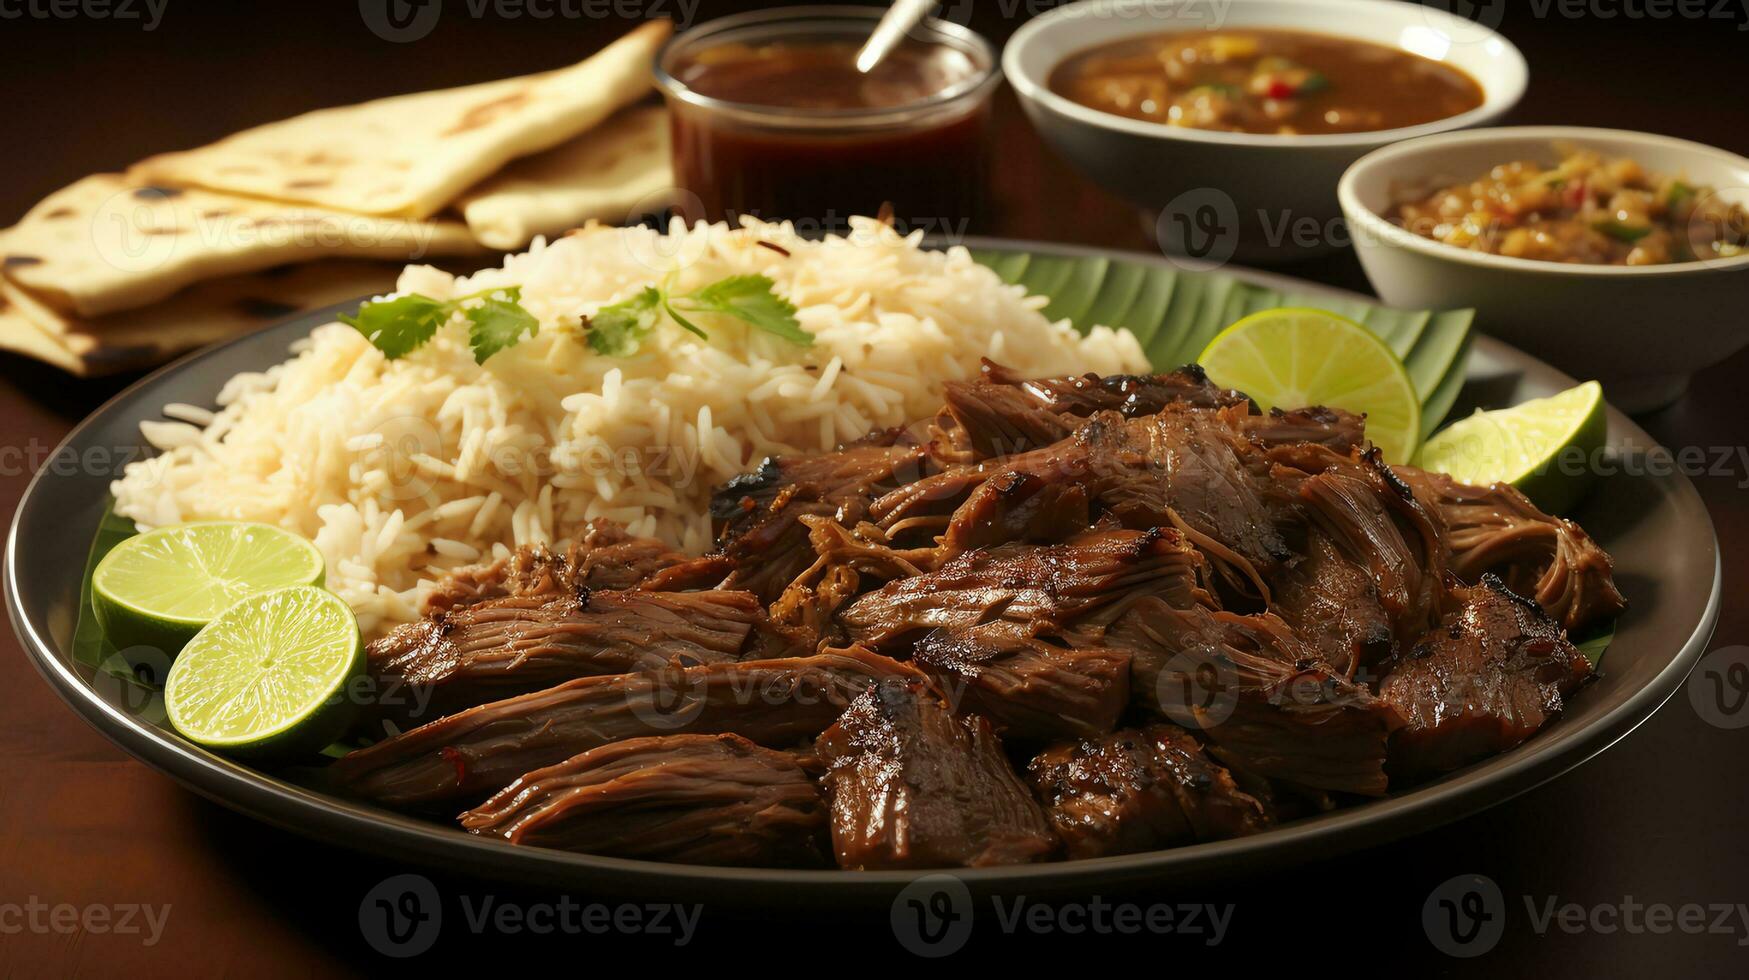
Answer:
[[2, 0, 1747, 974]]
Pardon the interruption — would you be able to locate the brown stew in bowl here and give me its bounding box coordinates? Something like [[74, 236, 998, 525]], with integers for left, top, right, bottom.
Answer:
[[1048, 29, 1484, 135]]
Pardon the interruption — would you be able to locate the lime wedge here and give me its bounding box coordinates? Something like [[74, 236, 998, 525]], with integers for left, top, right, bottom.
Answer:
[[93, 521, 325, 655], [1198, 308, 1423, 464], [1418, 381, 1607, 515], [165, 585, 363, 758]]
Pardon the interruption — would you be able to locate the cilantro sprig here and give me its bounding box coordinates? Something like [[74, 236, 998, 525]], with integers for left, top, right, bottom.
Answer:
[[341, 274, 809, 363], [586, 274, 810, 356], [341, 286, 538, 364]]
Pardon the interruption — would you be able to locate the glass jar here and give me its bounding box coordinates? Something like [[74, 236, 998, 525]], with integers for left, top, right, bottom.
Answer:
[[654, 6, 1001, 236]]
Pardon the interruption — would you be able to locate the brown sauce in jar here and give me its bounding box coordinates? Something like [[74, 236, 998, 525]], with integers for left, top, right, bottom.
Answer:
[[665, 38, 994, 231]]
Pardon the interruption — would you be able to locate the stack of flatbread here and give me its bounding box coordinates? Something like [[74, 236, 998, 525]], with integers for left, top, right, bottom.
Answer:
[[0, 21, 674, 376]]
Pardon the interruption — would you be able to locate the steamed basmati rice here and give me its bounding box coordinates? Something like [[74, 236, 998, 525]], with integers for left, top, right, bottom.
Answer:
[[111, 217, 1146, 635]]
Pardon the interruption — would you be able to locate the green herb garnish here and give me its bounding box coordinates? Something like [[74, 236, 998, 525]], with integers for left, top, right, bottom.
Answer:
[[464, 291, 541, 365], [1593, 219, 1653, 244], [585, 274, 809, 356], [344, 275, 808, 363], [1665, 180, 1697, 209], [342, 286, 538, 363]]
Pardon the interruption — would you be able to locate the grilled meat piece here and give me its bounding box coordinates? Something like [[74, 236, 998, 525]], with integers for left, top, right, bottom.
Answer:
[[1026, 724, 1271, 858], [940, 360, 1249, 458], [1271, 528, 1395, 676], [766, 515, 941, 643], [913, 621, 1131, 740], [817, 680, 1058, 869], [639, 553, 736, 591], [1117, 598, 1403, 796], [424, 521, 686, 614], [1294, 457, 1448, 645], [1239, 406, 1366, 453], [940, 465, 1095, 552], [837, 528, 1201, 655], [368, 590, 761, 723], [1380, 576, 1595, 780], [333, 647, 924, 808], [1095, 406, 1295, 577], [459, 734, 829, 867], [885, 403, 1297, 583], [713, 430, 933, 602], [1398, 468, 1626, 632]]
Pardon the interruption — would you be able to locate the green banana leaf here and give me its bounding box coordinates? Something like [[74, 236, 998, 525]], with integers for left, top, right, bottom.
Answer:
[[970, 248, 1474, 438]]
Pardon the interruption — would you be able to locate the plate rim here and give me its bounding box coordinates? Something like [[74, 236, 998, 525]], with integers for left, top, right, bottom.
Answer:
[[5, 238, 1721, 898]]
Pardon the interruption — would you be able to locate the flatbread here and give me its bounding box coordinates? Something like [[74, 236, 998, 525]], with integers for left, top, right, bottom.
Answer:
[[458, 105, 672, 250], [0, 174, 482, 317], [0, 292, 81, 373], [0, 261, 401, 376], [127, 21, 671, 220]]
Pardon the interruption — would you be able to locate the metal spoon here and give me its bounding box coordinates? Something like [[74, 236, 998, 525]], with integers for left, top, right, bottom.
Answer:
[[855, 0, 937, 74]]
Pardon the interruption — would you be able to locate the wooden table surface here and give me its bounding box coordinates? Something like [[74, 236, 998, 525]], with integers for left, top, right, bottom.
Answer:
[[3, 2, 1746, 974]]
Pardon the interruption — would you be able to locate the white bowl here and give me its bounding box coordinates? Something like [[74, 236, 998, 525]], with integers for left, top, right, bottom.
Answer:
[[1340, 126, 1749, 412], [1004, 0, 1528, 261]]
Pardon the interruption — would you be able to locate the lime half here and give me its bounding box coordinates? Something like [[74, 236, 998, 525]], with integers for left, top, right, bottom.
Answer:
[[1198, 308, 1422, 464], [165, 585, 363, 758], [93, 521, 325, 655], [1418, 381, 1607, 515]]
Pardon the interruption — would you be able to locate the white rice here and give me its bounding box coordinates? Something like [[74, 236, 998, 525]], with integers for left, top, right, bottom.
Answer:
[[111, 217, 1146, 636]]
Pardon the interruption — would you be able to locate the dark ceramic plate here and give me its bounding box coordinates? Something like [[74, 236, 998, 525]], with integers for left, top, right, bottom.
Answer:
[[5, 242, 1718, 903]]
